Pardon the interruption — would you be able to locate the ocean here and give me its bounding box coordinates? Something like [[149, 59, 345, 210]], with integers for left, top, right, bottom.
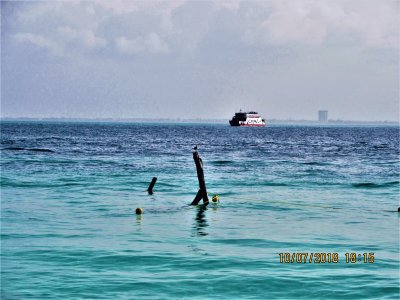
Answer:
[[1, 122, 399, 299]]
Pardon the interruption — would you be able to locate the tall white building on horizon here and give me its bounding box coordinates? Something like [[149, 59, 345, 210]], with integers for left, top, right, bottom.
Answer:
[[318, 110, 328, 122]]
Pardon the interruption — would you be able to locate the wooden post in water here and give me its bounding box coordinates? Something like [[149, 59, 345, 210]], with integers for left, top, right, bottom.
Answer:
[[147, 177, 157, 195], [191, 151, 209, 206], [192, 189, 203, 205]]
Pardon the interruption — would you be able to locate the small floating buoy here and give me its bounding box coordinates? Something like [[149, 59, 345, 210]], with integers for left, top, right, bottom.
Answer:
[[136, 208, 143, 215], [212, 195, 219, 203]]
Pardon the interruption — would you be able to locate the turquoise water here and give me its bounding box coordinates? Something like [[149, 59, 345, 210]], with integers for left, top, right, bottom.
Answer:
[[1, 122, 399, 299]]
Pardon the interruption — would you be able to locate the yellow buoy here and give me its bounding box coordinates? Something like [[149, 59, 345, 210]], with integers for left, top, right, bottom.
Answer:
[[212, 195, 219, 203], [136, 207, 143, 215]]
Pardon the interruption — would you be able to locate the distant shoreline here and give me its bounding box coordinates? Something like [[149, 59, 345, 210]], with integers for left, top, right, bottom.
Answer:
[[1, 117, 398, 126]]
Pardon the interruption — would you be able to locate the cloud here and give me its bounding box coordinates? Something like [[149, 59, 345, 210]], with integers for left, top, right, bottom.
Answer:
[[261, 1, 328, 45], [216, 1, 241, 12], [13, 27, 107, 57], [16, 2, 64, 24], [116, 33, 169, 54], [335, 1, 399, 48], [7, 0, 400, 61], [13, 32, 63, 55], [3, 1, 398, 121], [92, 0, 186, 33], [258, 0, 399, 48], [93, 0, 138, 14], [58, 26, 107, 49]]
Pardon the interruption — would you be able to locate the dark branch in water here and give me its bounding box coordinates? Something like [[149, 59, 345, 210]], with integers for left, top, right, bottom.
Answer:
[[191, 151, 209, 206], [147, 177, 157, 195]]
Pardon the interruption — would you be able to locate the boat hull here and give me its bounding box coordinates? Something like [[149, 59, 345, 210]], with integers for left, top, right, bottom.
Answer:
[[229, 120, 265, 127], [229, 111, 266, 127], [237, 124, 265, 127]]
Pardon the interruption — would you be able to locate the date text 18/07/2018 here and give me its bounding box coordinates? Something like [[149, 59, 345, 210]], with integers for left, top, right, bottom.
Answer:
[[278, 253, 375, 264]]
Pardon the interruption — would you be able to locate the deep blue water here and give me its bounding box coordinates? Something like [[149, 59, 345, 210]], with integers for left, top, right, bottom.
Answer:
[[1, 122, 399, 299]]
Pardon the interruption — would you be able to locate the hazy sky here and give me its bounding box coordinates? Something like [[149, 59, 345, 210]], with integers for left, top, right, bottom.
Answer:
[[2, 0, 399, 121]]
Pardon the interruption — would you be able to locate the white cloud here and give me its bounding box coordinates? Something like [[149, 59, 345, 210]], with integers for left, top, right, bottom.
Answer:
[[9, 0, 399, 61], [334, 1, 399, 48], [3, 0, 398, 121], [262, 1, 328, 45], [13, 32, 63, 55], [58, 26, 107, 49], [259, 0, 399, 48], [115, 36, 142, 54], [217, 1, 241, 12], [16, 2, 64, 24], [13, 27, 107, 57], [145, 33, 170, 53], [116, 33, 169, 54], [152, 1, 187, 32], [93, 0, 138, 14]]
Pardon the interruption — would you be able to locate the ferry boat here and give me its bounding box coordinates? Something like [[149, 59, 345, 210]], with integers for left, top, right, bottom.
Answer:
[[229, 110, 266, 127]]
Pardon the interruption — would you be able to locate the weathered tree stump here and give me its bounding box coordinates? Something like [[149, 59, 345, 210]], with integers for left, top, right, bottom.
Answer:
[[147, 177, 157, 195], [191, 151, 209, 206]]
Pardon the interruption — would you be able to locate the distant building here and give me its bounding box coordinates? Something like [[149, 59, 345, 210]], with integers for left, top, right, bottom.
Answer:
[[318, 110, 328, 122]]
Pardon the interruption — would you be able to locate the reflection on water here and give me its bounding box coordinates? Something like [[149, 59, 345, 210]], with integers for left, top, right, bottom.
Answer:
[[211, 202, 219, 212], [193, 206, 208, 236], [135, 215, 142, 230]]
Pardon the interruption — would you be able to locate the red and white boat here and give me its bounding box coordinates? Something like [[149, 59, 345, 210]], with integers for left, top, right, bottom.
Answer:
[[229, 110, 266, 127]]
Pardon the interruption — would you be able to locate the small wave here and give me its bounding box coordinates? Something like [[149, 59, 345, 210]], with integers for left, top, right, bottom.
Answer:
[[1, 180, 85, 188], [62, 182, 82, 186], [351, 181, 399, 188], [373, 144, 389, 149], [140, 206, 186, 214], [34, 136, 65, 142], [261, 182, 289, 187], [214, 191, 235, 196], [344, 221, 365, 224], [211, 238, 270, 247], [247, 203, 297, 212], [29, 148, 54, 153], [1, 140, 15, 145], [1, 233, 94, 239], [2, 147, 54, 153], [66, 200, 97, 204], [211, 160, 234, 165], [3, 147, 25, 151], [234, 181, 289, 187], [300, 161, 330, 166], [156, 182, 180, 188]]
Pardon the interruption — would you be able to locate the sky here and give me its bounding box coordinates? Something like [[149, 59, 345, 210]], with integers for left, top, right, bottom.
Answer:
[[1, 0, 399, 121]]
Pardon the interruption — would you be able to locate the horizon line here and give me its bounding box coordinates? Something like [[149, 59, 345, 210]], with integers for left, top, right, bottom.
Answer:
[[1, 117, 399, 125]]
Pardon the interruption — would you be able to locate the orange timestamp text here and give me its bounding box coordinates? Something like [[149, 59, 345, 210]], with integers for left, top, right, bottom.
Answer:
[[278, 252, 374, 264]]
